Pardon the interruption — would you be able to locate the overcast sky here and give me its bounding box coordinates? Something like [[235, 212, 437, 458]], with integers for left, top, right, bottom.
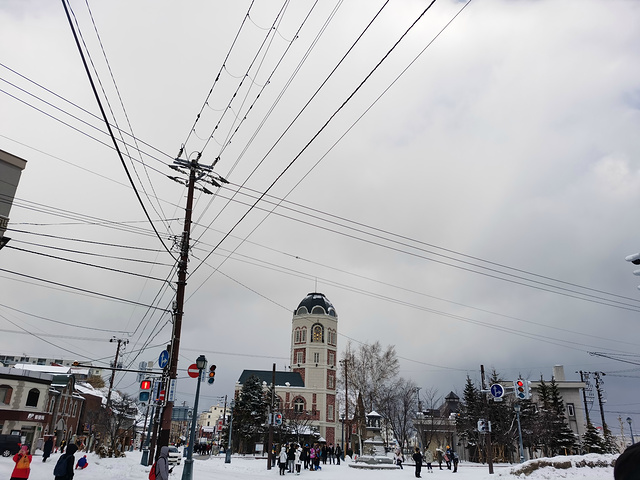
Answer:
[[1, 0, 639, 433]]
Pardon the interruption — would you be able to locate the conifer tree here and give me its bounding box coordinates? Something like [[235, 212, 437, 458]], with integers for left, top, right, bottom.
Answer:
[[233, 375, 268, 453], [456, 376, 482, 461], [582, 420, 605, 453], [548, 377, 577, 455]]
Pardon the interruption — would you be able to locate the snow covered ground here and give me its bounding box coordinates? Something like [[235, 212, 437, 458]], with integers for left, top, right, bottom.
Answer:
[[0, 449, 616, 480]]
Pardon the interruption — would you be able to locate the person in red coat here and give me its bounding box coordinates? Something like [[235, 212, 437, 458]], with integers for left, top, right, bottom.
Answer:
[[11, 445, 32, 480]]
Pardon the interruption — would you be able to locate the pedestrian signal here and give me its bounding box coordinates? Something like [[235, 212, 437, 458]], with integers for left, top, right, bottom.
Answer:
[[275, 413, 283, 426], [139, 379, 152, 403], [208, 364, 216, 384]]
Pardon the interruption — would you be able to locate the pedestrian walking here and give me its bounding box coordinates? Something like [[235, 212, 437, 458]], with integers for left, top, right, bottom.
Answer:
[[153, 446, 171, 480], [394, 448, 404, 469], [287, 444, 296, 473], [279, 446, 288, 475], [328, 443, 335, 464], [53, 443, 78, 480], [335, 444, 342, 465], [452, 451, 459, 473], [436, 449, 444, 470], [424, 449, 433, 473], [445, 446, 452, 470], [42, 437, 54, 463], [295, 444, 302, 475], [412, 447, 423, 478], [309, 445, 316, 471], [11, 445, 32, 480]]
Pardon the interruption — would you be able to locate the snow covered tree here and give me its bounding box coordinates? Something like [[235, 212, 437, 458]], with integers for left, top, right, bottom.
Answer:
[[548, 377, 578, 454], [233, 375, 267, 453], [582, 420, 605, 453]]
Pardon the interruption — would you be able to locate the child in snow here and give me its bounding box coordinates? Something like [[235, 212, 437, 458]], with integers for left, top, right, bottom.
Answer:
[[11, 445, 32, 480], [75, 455, 89, 469]]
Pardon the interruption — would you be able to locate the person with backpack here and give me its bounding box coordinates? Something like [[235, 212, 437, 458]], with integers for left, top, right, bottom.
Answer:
[[11, 445, 32, 480], [53, 443, 78, 480], [149, 446, 170, 480]]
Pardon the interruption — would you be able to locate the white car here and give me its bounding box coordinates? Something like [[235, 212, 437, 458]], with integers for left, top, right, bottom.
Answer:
[[168, 446, 181, 465]]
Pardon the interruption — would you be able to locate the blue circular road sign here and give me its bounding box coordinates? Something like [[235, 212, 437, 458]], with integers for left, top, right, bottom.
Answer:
[[490, 383, 505, 398]]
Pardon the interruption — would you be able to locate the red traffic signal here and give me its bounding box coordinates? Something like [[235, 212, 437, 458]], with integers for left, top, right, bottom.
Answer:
[[139, 379, 152, 403], [208, 365, 217, 384], [515, 379, 528, 399]]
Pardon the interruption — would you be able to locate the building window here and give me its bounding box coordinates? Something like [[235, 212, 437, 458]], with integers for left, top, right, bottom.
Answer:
[[328, 374, 335, 389], [296, 351, 304, 364], [72, 402, 78, 418], [49, 398, 55, 413], [328, 405, 334, 421], [327, 329, 336, 346], [301, 328, 307, 343], [26, 388, 40, 407], [295, 329, 301, 343], [566, 403, 575, 418], [0, 385, 12, 405], [294, 398, 305, 413], [37, 358, 46, 365], [311, 324, 324, 343], [313, 352, 320, 364], [328, 352, 335, 367]]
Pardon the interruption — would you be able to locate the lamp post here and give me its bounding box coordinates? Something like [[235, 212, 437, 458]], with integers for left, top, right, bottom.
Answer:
[[225, 400, 235, 463], [627, 417, 635, 445], [182, 355, 207, 480], [514, 403, 525, 463], [341, 413, 345, 460]]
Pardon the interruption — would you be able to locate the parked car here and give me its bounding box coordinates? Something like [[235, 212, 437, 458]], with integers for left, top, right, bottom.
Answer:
[[168, 446, 181, 465], [0, 434, 21, 457]]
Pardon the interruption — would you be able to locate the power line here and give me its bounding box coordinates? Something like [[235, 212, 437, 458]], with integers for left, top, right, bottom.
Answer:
[[0, 267, 171, 312], [61, 0, 176, 261]]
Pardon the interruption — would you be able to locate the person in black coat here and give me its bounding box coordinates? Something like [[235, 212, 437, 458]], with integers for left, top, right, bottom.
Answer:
[[412, 447, 424, 478], [54, 443, 78, 480], [42, 437, 54, 462]]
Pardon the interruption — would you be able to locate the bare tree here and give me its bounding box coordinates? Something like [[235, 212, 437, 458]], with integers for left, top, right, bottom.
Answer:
[[340, 341, 400, 415], [415, 387, 449, 450], [377, 378, 417, 453]]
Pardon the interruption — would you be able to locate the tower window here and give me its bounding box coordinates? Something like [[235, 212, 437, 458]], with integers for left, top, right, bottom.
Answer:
[[314, 352, 320, 364], [296, 352, 304, 364], [311, 324, 324, 343]]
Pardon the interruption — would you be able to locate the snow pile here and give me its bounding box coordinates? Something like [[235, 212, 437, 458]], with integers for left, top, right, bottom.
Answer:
[[504, 453, 616, 478], [0, 450, 618, 479]]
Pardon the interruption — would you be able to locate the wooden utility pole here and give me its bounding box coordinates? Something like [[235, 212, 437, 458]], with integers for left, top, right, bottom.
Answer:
[[106, 337, 128, 409], [157, 157, 217, 454], [578, 371, 591, 425]]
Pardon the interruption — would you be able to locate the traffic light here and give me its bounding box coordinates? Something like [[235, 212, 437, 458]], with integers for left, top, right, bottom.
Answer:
[[208, 364, 216, 384], [139, 379, 152, 403], [274, 413, 283, 426], [514, 379, 530, 399]]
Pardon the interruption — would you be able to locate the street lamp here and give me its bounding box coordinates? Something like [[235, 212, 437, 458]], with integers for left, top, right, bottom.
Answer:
[[182, 355, 207, 480], [627, 417, 635, 444], [341, 413, 345, 460], [225, 400, 235, 463]]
